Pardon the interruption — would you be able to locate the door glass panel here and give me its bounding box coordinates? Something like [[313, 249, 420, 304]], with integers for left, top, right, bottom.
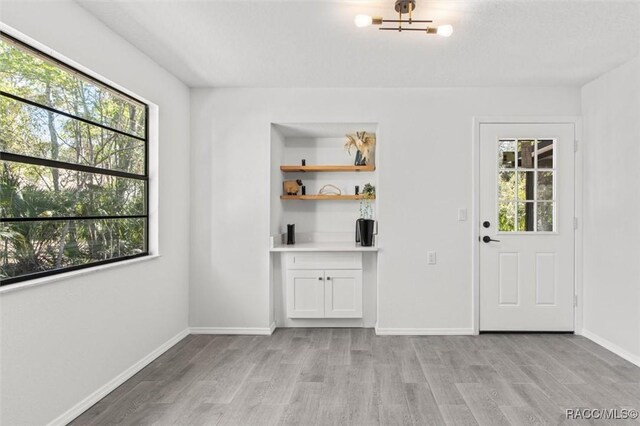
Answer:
[[537, 171, 553, 200], [537, 202, 554, 231], [536, 140, 554, 168], [517, 140, 535, 168], [517, 171, 534, 200], [499, 202, 516, 231], [498, 140, 516, 168], [517, 202, 535, 231], [498, 138, 556, 233], [499, 171, 515, 200]]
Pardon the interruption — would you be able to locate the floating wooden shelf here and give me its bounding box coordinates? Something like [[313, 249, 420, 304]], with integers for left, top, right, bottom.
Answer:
[[280, 165, 375, 173], [281, 195, 375, 201]]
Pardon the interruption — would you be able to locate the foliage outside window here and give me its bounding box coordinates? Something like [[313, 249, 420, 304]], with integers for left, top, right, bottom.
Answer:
[[0, 33, 149, 285]]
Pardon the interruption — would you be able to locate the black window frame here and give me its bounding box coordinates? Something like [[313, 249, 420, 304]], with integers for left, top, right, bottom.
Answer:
[[0, 32, 150, 286]]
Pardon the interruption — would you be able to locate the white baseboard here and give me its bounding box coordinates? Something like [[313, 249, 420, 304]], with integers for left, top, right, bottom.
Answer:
[[190, 322, 276, 336], [580, 329, 640, 367], [375, 326, 474, 336], [278, 318, 365, 328], [47, 328, 190, 426]]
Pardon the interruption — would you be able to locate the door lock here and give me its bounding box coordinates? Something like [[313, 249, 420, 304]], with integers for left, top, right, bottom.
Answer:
[[482, 236, 501, 243]]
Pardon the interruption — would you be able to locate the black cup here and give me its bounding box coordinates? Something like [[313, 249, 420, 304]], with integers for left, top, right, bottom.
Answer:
[[286, 224, 295, 245]]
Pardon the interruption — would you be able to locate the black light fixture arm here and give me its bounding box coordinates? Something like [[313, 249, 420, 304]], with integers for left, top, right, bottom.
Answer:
[[379, 27, 436, 32], [379, 19, 432, 24]]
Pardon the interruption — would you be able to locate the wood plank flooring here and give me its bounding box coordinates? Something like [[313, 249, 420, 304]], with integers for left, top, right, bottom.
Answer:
[[71, 330, 640, 425]]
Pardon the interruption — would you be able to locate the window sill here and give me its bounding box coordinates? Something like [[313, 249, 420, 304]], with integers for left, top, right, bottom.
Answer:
[[0, 254, 161, 295]]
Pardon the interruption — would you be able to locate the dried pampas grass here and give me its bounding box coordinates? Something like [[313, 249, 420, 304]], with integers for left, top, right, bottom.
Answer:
[[345, 131, 376, 164]]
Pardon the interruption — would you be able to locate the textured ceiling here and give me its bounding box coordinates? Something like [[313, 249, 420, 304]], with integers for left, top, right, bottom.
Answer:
[[76, 0, 640, 88]]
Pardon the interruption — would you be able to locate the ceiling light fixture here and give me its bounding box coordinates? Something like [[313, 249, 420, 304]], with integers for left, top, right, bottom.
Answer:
[[355, 0, 452, 36]]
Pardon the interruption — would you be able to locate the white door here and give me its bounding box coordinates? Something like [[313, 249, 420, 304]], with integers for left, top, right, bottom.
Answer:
[[324, 269, 363, 318], [286, 269, 324, 318], [479, 123, 575, 331]]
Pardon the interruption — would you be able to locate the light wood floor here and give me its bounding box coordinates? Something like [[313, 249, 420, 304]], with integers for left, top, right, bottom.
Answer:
[[72, 329, 640, 425]]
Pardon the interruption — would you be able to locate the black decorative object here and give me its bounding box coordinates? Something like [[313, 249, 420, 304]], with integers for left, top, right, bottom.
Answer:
[[355, 185, 360, 195], [286, 224, 295, 245], [354, 150, 366, 166], [357, 219, 375, 247], [302, 159, 306, 166], [301, 185, 306, 195]]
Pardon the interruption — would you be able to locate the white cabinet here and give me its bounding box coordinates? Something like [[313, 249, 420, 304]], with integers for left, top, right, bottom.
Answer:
[[324, 269, 363, 318], [286, 269, 325, 318], [285, 253, 363, 319]]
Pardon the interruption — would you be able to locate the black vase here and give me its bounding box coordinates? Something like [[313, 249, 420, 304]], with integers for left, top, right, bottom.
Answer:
[[354, 150, 367, 166], [357, 219, 375, 247]]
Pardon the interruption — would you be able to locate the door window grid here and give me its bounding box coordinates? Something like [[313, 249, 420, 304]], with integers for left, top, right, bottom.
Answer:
[[497, 139, 555, 232]]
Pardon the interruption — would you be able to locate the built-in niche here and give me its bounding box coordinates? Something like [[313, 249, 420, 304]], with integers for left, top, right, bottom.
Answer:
[[268, 122, 380, 328], [270, 122, 379, 237]]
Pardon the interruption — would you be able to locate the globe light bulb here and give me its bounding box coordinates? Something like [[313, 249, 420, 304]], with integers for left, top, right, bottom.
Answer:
[[355, 15, 373, 28], [436, 25, 453, 37]]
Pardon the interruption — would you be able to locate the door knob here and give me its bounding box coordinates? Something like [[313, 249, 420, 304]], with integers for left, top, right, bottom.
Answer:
[[482, 236, 501, 243]]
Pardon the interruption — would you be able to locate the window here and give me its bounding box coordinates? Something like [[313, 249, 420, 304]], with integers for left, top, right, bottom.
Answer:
[[497, 138, 555, 232], [0, 32, 148, 285]]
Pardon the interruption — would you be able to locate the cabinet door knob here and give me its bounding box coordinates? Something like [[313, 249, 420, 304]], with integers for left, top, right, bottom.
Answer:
[[326, 276, 331, 280], [318, 277, 323, 280]]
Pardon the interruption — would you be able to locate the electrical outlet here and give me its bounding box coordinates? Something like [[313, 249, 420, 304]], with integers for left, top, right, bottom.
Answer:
[[427, 251, 437, 265], [458, 208, 467, 221]]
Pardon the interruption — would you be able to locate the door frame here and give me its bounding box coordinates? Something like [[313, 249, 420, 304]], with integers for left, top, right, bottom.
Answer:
[[472, 116, 583, 335]]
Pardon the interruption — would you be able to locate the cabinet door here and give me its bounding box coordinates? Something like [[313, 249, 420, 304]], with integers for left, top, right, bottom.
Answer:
[[324, 269, 363, 318], [286, 269, 325, 318]]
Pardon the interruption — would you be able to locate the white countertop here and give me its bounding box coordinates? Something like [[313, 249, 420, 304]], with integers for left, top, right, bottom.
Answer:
[[270, 241, 378, 252], [269, 232, 379, 252]]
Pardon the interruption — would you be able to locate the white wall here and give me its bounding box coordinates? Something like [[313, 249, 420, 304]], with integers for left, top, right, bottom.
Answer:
[[581, 55, 640, 364], [0, 2, 191, 424], [189, 87, 580, 331]]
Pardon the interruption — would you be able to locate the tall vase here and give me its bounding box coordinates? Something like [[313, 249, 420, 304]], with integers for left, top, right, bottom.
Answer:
[[286, 224, 295, 245], [354, 150, 366, 166], [358, 219, 375, 247]]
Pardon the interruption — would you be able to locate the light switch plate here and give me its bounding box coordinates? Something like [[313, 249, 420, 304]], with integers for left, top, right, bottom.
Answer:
[[458, 208, 467, 221], [427, 251, 437, 265]]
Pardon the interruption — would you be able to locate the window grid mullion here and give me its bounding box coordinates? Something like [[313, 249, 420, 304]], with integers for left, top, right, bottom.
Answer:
[[1, 215, 147, 223], [0, 152, 148, 181], [1, 31, 146, 112], [0, 252, 149, 286], [0, 91, 146, 142]]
